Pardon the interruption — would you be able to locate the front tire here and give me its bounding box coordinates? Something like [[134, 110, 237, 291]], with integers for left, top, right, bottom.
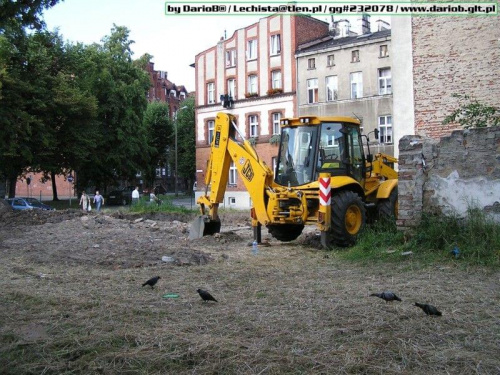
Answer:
[[378, 188, 398, 221], [330, 190, 366, 247], [267, 224, 304, 242]]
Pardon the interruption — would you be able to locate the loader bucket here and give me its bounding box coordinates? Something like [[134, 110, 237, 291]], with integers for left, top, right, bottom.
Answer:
[[188, 215, 221, 240]]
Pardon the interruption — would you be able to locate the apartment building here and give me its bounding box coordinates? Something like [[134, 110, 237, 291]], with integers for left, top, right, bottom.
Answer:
[[296, 18, 394, 155], [194, 14, 329, 208]]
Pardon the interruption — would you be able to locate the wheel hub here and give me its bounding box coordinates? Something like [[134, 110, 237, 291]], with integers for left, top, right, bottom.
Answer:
[[345, 205, 362, 235]]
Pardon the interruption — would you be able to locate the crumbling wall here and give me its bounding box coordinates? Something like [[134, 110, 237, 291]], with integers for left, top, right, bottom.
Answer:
[[397, 127, 500, 230]]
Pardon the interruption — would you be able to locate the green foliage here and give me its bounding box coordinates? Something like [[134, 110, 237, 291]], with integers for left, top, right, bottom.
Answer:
[[269, 134, 281, 145], [339, 209, 500, 267], [0, 0, 60, 31], [443, 94, 500, 129], [128, 195, 192, 214], [71, 25, 152, 190], [143, 101, 172, 185], [175, 97, 195, 185]]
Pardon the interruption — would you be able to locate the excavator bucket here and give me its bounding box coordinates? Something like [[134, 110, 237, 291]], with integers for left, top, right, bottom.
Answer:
[[188, 215, 221, 240]]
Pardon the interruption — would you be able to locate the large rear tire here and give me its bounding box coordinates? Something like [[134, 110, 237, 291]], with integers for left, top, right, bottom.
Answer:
[[267, 224, 304, 242], [330, 190, 366, 247], [378, 188, 398, 221]]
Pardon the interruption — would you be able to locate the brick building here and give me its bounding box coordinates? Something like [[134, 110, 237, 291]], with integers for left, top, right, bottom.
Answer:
[[194, 14, 329, 208], [296, 17, 394, 155], [145, 61, 189, 118], [392, 16, 500, 156]]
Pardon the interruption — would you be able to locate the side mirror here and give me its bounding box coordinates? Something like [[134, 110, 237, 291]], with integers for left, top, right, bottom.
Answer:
[[374, 128, 379, 140], [366, 154, 373, 163]]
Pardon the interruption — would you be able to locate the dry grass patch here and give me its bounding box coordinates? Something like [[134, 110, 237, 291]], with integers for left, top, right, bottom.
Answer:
[[0, 211, 499, 374]]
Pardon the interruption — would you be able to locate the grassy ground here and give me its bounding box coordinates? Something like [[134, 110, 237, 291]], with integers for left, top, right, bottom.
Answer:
[[0, 209, 499, 374]]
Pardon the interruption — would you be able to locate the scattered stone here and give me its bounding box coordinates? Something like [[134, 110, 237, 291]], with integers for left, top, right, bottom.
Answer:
[[162, 256, 175, 263], [133, 218, 144, 224], [401, 251, 413, 256], [93, 244, 100, 248]]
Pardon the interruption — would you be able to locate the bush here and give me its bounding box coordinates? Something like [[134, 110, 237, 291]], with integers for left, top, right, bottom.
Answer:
[[128, 195, 192, 214]]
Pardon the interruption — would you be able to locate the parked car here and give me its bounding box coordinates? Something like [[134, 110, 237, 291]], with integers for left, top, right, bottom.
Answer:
[[106, 186, 142, 206], [106, 190, 131, 206], [7, 197, 55, 211]]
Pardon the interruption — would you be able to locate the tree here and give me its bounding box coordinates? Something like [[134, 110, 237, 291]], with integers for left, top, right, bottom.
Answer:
[[175, 97, 196, 192], [0, 0, 60, 31], [73, 25, 152, 191], [142, 101, 172, 187], [443, 94, 500, 129], [0, 28, 98, 199]]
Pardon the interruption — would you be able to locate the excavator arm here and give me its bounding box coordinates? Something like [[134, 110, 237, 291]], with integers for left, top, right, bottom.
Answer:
[[191, 112, 274, 238]]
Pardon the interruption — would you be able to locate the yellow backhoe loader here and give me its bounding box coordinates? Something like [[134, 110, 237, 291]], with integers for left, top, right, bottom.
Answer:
[[190, 112, 398, 247]]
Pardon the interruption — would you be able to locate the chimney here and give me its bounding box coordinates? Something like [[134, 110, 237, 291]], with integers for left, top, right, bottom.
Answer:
[[360, 14, 371, 34], [375, 19, 391, 31], [338, 19, 351, 37]]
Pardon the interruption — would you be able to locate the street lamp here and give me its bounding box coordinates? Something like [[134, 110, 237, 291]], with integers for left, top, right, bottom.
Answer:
[[175, 105, 188, 197]]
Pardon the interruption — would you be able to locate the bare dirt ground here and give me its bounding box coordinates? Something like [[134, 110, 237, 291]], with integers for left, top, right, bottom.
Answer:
[[0, 208, 499, 374]]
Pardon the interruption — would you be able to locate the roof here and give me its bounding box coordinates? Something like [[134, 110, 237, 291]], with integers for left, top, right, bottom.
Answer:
[[297, 29, 391, 54]]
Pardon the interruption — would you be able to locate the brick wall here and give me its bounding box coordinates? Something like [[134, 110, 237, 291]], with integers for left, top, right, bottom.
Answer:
[[294, 16, 329, 47], [397, 126, 500, 230], [411, 17, 500, 139]]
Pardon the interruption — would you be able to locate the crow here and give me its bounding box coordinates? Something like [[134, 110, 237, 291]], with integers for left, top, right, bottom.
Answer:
[[415, 302, 442, 316], [197, 288, 218, 302], [370, 292, 402, 303], [142, 276, 160, 289]]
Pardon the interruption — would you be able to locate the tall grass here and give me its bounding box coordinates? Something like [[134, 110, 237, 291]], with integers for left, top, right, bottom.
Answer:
[[128, 195, 193, 214], [341, 208, 500, 266]]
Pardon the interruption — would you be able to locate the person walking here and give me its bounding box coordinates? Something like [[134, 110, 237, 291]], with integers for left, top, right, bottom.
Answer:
[[79, 192, 89, 212], [94, 190, 104, 212], [132, 186, 140, 205]]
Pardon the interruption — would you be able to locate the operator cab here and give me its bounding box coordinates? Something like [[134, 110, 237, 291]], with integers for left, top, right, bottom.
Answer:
[[275, 116, 365, 187]]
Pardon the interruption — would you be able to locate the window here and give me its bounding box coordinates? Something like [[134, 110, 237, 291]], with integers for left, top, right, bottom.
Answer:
[[229, 162, 237, 185], [248, 74, 257, 94], [227, 78, 236, 98], [207, 82, 215, 104], [308, 58, 316, 69], [351, 50, 360, 63], [325, 76, 338, 101], [226, 49, 236, 67], [350, 72, 363, 99], [249, 115, 259, 137], [270, 34, 281, 55], [247, 39, 257, 60], [228, 197, 236, 205], [380, 45, 389, 58], [378, 115, 393, 144], [155, 168, 161, 177], [307, 78, 318, 103], [272, 112, 281, 135], [327, 54, 335, 66], [271, 70, 282, 89], [179, 92, 186, 99], [378, 68, 392, 95], [208, 120, 215, 144]]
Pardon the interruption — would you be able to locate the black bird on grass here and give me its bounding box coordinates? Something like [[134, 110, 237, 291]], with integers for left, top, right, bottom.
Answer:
[[142, 276, 160, 289], [197, 288, 218, 302], [370, 291, 402, 303], [415, 302, 442, 316]]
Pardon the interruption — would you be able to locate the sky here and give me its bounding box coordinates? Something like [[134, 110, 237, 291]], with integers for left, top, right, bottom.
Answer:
[[42, 1, 272, 91], [42, 1, 389, 92]]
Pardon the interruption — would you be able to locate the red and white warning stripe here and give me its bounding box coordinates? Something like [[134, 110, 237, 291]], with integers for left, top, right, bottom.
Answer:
[[319, 177, 331, 206]]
